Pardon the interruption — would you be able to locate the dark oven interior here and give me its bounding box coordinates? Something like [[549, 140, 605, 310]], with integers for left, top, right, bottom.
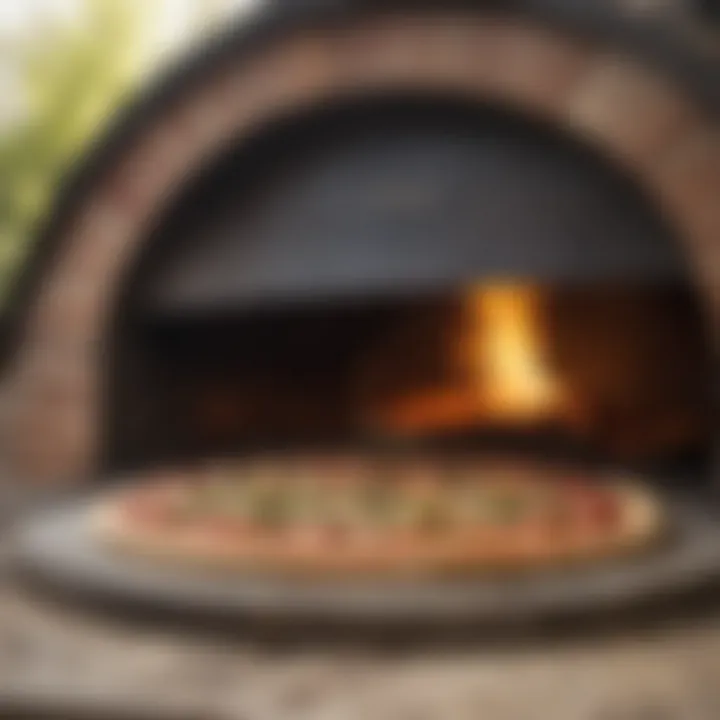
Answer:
[[103, 94, 716, 482]]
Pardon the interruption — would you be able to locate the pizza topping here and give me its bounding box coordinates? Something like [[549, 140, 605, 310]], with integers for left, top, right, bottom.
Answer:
[[106, 458, 660, 578], [361, 482, 400, 525], [572, 488, 622, 530], [252, 488, 291, 528], [134, 468, 619, 534], [413, 497, 453, 533], [193, 481, 248, 517]]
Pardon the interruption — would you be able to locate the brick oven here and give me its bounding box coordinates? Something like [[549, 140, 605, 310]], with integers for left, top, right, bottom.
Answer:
[[0, 0, 718, 488]]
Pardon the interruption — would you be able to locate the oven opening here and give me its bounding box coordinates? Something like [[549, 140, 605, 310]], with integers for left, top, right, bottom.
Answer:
[[112, 282, 713, 479], [103, 95, 715, 481]]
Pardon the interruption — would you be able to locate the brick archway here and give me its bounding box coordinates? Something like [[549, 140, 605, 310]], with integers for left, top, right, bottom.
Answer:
[[4, 12, 718, 483]]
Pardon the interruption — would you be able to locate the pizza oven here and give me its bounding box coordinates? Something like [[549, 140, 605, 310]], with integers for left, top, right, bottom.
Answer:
[[0, 0, 718, 489]]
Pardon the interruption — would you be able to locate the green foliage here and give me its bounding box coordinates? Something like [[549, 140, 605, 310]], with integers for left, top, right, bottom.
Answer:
[[0, 0, 152, 303]]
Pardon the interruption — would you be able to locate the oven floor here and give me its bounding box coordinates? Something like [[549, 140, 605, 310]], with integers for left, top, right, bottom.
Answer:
[[4, 568, 720, 719], [3, 488, 720, 719]]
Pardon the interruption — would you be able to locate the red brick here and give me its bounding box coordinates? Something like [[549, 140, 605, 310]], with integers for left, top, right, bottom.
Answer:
[[566, 53, 697, 171]]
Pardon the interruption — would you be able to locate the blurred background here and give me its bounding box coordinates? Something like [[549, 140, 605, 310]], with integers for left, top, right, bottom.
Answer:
[[0, 0, 257, 307]]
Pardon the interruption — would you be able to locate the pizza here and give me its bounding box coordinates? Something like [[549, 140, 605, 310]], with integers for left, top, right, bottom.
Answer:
[[91, 456, 665, 577]]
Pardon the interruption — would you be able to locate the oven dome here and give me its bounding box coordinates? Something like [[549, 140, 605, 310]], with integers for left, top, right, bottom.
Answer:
[[142, 97, 686, 315]]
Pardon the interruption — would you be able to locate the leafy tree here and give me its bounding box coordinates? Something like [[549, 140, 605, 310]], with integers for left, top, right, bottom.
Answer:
[[0, 0, 250, 304], [0, 0, 152, 302]]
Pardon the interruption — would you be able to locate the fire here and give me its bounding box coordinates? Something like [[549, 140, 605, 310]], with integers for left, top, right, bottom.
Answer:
[[464, 284, 567, 423], [367, 283, 574, 435]]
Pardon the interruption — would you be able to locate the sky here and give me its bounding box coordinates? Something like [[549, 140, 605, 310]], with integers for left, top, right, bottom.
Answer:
[[0, 0, 260, 129], [0, 0, 81, 36]]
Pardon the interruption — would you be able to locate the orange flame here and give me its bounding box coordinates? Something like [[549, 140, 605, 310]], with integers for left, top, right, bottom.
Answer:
[[369, 284, 573, 435], [464, 284, 567, 423]]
